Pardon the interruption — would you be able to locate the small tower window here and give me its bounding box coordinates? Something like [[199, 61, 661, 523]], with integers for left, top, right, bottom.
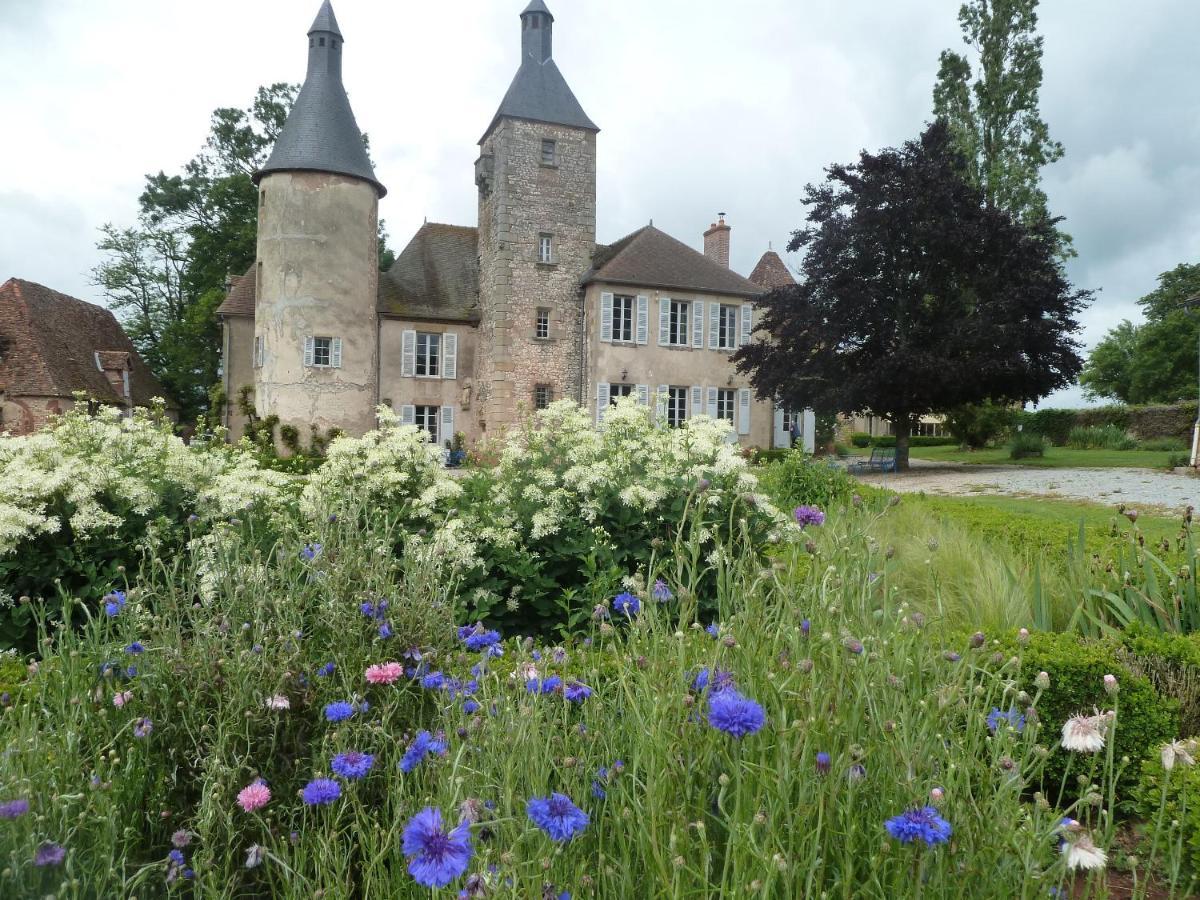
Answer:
[[534, 385, 552, 410], [535, 308, 550, 339], [538, 234, 554, 265], [259, 189, 266, 208], [541, 139, 557, 167], [319, 36, 326, 47]]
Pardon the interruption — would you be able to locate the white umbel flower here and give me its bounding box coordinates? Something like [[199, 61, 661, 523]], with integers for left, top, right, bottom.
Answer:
[[1161, 739, 1198, 772], [1062, 832, 1107, 871], [1060, 712, 1108, 753]]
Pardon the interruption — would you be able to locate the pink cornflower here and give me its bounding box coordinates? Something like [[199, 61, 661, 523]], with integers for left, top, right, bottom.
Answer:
[[237, 780, 271, 813], [264, 695, 290, 710], [365, 662, 404, 685], [113, 691, 132, 708]]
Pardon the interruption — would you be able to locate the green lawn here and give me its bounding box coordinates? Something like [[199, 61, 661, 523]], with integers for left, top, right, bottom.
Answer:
[[902, 443, 1179, 468]]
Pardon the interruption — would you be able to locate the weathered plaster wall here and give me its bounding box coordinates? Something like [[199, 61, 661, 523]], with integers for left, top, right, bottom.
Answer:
[[222, 315, 256, 441], [254, 171, 379, 438], [475, 118, 594, 438], [0, 395, 67, 434], [583, 282, 773, 448], [378, 318, 481, 444]]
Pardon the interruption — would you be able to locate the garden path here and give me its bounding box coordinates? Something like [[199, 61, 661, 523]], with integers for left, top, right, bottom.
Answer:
[[854, 461, 1200, 513]]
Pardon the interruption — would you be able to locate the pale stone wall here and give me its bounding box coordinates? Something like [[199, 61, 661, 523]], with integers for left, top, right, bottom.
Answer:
[[475, 118, 595, 439], [582, 282, 773, 448], [222, 315, 255, 441], [378, 318, 481, 445], [254, 171, 379, 438]]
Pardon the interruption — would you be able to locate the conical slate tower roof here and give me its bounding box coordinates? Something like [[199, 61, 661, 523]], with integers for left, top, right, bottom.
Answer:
[[482, 0, 597, 141], [255, 1, 386, 197]]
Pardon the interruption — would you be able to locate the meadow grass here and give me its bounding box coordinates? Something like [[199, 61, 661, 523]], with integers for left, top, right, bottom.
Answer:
[[0, 495, 1173, 898]]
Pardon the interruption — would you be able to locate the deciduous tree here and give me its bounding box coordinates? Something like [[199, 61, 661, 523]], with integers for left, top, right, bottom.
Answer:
[[734, 122, 1088, 470]]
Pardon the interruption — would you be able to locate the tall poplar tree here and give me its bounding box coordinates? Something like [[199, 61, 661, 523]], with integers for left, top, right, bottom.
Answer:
[[933, 0, 1070, 254]]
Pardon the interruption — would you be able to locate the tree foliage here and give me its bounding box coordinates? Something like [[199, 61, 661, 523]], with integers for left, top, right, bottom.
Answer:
[[734, 122, 1088, 470], [93, 84, 395, 423], [1080, 264, 1200, 404], [933, 0, 1069, 254]]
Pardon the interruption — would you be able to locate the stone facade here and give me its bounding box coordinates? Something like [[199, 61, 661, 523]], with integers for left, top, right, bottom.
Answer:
[[475, 118, 595, 435], [253, 171, 380, 438]]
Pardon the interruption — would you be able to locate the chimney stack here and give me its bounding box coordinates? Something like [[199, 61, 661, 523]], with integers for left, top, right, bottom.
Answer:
[[703, 213, 731, 268]]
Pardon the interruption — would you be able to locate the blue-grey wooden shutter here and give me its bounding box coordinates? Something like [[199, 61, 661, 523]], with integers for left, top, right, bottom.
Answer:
[[708, 303, 720, 349], [400, 404, 415, 425], [596, 382, 610, 423], [441, 404, 455, 441], [738, 388, 751, 435], [401, 330, 416, 377], [706, 386, 718, 418], [600, 293, 614, 342], [636, 295, 649, 345], [331, 337, 343, 369], [442, 333, 457, 379], [692, 301, 704, 348], [740, 304, 753, 346], [658, 298, 670, 346], [637, 384, 649, 406], [690, 385, 703, 418], [656, 384, 669, 421], [303, 336, 315, 368]]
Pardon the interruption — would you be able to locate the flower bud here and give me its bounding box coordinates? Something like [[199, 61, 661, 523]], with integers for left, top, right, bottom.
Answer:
[[1034, 671, 1050, 690]]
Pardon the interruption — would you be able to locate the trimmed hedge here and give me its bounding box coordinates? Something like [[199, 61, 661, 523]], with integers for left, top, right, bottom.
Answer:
[[1023, 403, 1198, 445], [868, 435, 959, 448]]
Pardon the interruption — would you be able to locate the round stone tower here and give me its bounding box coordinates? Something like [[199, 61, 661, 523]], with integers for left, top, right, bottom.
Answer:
[[251, 0, 386, 439]]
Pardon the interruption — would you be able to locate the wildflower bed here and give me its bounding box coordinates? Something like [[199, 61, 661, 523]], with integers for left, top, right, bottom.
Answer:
[[0, 401, 1197, 897]]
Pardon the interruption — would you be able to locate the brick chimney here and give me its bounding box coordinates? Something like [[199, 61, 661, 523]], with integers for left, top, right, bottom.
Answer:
[[703, 214, 731, 268]]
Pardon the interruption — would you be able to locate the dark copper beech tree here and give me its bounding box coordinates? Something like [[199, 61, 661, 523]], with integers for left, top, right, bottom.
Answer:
[[734, 121, 1089, 470]]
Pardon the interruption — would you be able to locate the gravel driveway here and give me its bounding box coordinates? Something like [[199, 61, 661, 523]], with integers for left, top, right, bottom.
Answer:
[[853, 461, 1200, 513]]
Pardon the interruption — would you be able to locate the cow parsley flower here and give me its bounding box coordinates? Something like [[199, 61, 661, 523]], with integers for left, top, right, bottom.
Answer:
[[527, 793, 589, 842], [400, 730, 448, 773], [707, 690, 766, 738], [331, 751, 375, 780], [884, 806, 952, 846], [301, 778, 341, 806], [401, 806, 472, 888]]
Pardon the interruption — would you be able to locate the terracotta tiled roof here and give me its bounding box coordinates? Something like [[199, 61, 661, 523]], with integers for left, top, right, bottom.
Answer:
[[584, 226, 763, 298], [0, 278, 173, 407], [216, 269, 256, 317], [749, 250, 795, 290], [378, 223, 480, 322]]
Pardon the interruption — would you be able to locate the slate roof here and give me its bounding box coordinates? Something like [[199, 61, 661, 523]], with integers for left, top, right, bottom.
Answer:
[[378, 223, 480, 322], [0, 278, 173, 407], [482, 2, 597, 140], [584, 226, 764, 298], [255, 2, 386, 197], [219, 223, 482, 323], [748, 250, 795, 290]]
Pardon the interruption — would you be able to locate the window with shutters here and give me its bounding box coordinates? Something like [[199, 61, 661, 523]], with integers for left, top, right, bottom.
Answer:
[[716, 304, 739, 349], [667, 299, 689, 346], [540, 139, 557, 166], [666, 386, 688, 427], [609, 383, 635, 403], [538, 233, 554, 264], [311, 336, 333, 368], [715, 388, 735, 423], [534, 384, 552, 410], [414, 405, 440, 444], [416, 332, 441, 376], [612, 295, 634, 342], [535, 308, 550, 339]]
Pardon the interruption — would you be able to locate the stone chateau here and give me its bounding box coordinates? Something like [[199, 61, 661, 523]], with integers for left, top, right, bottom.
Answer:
[[217, 0, 812, 451]]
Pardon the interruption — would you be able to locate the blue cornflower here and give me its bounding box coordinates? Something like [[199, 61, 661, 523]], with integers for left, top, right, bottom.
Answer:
[[801, 618, 811, 636], [486, 644, 504, 658], [612, 592, 641, 617], [422, 672, 446, 691], [564, 682, 592, 703], [133, 717, 153, 738], [458, 624, 502, 652], [463, 699, 481, 714], [527, 793, 589, 842], [884, 806, 952, 846], [360, 601, 376, 618], [300, 543, 322, 562], [323, 701, 355, 723], [987, 707, 1026, 734], [706, 690, 766, 738], [378, 622, 393, 639], [815, 752, 831, 775], [103, 590, 127, 617], [0, 798, 29, 819], [399, 730, 448, 773], [301, 778, 341, 806], [532, 650, 543, 662], [317, 662, 335, 677], [691, 668, 734, 693], [125, 665, 138, 678], [652, 579, 673, 602], [706, 623, 720, 639], [401, 806, 472, 889], [33, 842, 66, 867], [168, 849, 185, 866], [793, 505, 826, 527], [331, 751, 375, 780], [125, 642, 145, 655]]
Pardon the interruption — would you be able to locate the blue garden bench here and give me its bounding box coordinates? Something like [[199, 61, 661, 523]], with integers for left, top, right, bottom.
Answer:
[[848, 447, 897, 474]]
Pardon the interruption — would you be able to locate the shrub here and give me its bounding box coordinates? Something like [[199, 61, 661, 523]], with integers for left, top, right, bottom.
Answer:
[[758, 449, 856, 511], [851, 432, 872, 448], [749, 448, 789, 465], [1170, 452, 1193, 468], [1075, 404, 1132, 433], [1118, 624, 1200, 737], [1139, 436, 1188, 452], [1008, 432, 1046, 459], [1132, 752, 1200, 887], [1018, 409, 1077, 445], [1066, 424, 1137, 450], [1013, 630, 1178, 801], [866, 435, 958, 448], [945, 402, 1016, 448]]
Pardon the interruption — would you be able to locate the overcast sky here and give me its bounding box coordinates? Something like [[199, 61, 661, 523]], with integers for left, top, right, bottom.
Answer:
[[3, 0, 1198, 408]]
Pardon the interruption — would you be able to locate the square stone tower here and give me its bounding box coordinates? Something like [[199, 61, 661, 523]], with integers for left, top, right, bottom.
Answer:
[[474, 0, 598, 434]]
